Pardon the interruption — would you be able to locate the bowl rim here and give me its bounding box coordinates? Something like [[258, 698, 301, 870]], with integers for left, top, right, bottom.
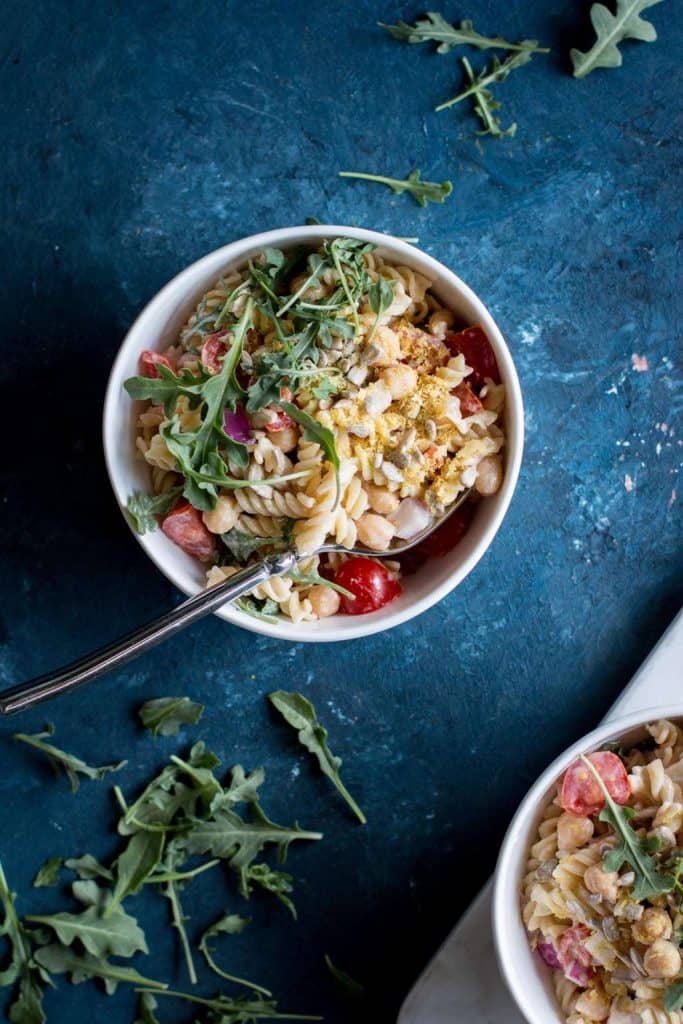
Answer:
[[492, 702, 683, 1024], [102, 224, 525, 642]]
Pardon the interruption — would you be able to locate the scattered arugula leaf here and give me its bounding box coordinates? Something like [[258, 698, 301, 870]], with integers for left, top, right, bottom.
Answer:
[[571, 0, 662, 78], [581, 755, 675, 901], [26, 904, 148, 959], [665, 977, 683, 1013], [126, 487, 182, 535], [338, 169, 452, 207], [381, 12, 548, 55], [268, 692, 366, 825], [436, 51, 533, 137], [278, 401, 340, 506], [135, 986, 322, 1021], [0, 860, 51, 1024], [222, 530, 284, 565], [34, 944, 166, 994], [309, 376, 342, 401], [236, 596, 282, 623], [32, 859, 63, 890], [13, 724, 127, 793], [199, 913, 271, 996], [241, 864, 297, 919], [135, 990, 162, 1024], [139, 697, 205, 738], [324, 954, 365, 999], [366, 276, 395, 346], [64, 856, 113, 883], [106, 832, 165, 916], [287, 570, 354, 600]]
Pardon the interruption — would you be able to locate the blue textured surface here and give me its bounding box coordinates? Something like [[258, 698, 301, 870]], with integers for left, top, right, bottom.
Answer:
[[1, 2, 681, 1021]]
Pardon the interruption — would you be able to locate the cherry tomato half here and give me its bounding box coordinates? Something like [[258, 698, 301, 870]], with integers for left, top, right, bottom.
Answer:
[[162, 501, 216, 563], [335, 557, 402, 615], [560, 751, 631, 817], [139, 350, 174, 379], [265, 408, 295, 432], [445, 326, 500, 389], [452, 381, 484, 417], [201, 332, 229, 374]]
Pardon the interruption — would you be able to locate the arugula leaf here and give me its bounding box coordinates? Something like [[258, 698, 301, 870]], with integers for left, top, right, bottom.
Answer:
[[26, 904, 148, 959], [125, 487, 182, 535], [268, 692, 366, 825], [366, 277, 394, 346], [309, 376, 342, 401], [64, 856, 113, 883], [581, 755, 675, 901], [571, 0, 661, 77], [236, 596, 282, 624], [665, 978, 683, 1013], [13, 724, 127, 793], [436, 51, 533, 137], [106, 831, 165, 916], [222, 530, 284, 565], [338, 169, 452, 207], [139, 696, 205, 738], [32, 859, 62, 890], [277, 401, 340, 505], [0, 861, 50, 1024], [135, 991, 162, 1024], [324, 955, 365, 999], [381, 12, 548, 55], [242, 864, 296, 920], [34, 944, 166, 994], [199, 913, 271, 996], [287, 571, 354, 600], [160, 844, 197, 985], [134, 987, 322, 1021]]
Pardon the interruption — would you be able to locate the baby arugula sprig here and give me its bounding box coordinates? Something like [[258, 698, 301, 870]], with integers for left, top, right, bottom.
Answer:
[[581, 755, 675, 901]]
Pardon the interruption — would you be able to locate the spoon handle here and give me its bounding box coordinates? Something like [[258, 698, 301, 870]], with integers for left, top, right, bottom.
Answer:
[[0, 551, 297, 716]]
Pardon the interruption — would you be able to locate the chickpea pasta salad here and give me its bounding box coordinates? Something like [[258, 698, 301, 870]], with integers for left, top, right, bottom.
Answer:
[[123, 237, 506, 624], [522, 720, 683, 1024]]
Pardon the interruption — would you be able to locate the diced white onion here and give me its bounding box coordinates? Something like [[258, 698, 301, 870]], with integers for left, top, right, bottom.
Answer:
[[389, 498, 432, 539]]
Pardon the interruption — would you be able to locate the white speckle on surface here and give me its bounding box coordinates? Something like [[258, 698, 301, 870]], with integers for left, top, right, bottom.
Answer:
[[670, 490, 677, 508], [656, 442, 662, 456], [325, 700, 353, 725], [624, 474, 634, 492], [290, 764, 300, 780], [518, 320, 541, 346], [631, 353, 649, 372], [606, 384, 619, 395]]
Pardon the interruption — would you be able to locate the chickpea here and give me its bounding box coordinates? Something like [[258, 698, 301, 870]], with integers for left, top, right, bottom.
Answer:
[[380, 363, 418, 401], [364, 483, 400, 516], [356, 513, 396, 551], [474, 454, 503, 497], [583, 864, 619, 903], [643, 938, 681, 979], [307, 585, 341, 619], [202, 493, 239, 534], [631, 907, 673, 945], [268, 426, 299, 452], [557, 813, 594, 852], [574, 988, 610, 1021]]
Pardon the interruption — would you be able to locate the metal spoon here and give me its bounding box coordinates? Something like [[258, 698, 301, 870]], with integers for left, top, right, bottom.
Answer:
[[0, 493, 471, 715]]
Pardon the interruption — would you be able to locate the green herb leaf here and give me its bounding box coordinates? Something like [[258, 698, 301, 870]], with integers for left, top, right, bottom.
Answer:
[[26, 905, 148, 959], [324, 954, 365, 999], [199, 913, 271, 996], [436, 52, 533, 137], [286, 570, 354, 600], [125, 487, 182, 535], [134, 987, 322, 1021], [222, 530, 283, 565], [34, 944, 166, 994], [0, 861, 50, 1024], [366, 277, 394, 346], [236, 596, 282, 624], [268, 692, 366, 825], [338, 169, 452, 207], [571, 0, 661, 78], [581, 755, 675, 901], [277, 401, 340, 506], [64, 856, 113, 883], [32, 859, 62, 890], [665, 977, 683, 1013], [309, 376, 342, 401], [13, 724, 127, 794], [381, 12, 548, 55], [241, 864, 297, 919], [135, 991, 161, 1024], [107, 832, 165, 916], [139, 697, 205, 738]]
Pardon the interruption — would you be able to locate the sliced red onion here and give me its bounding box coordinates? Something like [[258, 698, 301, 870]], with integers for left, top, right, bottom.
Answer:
[[536, 941, 561, 969], [564, 958, 595, 986], [389, 498, 432, 540], [223, 405, 253, 444]]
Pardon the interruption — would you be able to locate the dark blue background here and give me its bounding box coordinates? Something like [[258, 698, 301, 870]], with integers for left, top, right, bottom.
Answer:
[[1, 2, 681, 1021]]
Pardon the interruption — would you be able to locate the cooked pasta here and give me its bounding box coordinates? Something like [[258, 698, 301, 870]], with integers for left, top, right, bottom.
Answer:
[[124, 238, 506, 623], [523, 725, 683, 1024]]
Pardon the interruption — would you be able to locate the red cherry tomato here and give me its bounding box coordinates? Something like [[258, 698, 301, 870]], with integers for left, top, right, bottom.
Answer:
[[265, 408, 295, 432], [560, 751, 631, 817], [414, 502, 474, 559], [335, 557, 402, 615], [201, 332, 229, 374], [558, 924, 595, 986], [161, 501, 216, 563], [452, 382, 484, 417], [445, 326, 500, 389], [139, 350, 174, 379]]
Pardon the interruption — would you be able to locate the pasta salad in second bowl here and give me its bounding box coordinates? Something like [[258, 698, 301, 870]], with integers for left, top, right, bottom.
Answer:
[[522, 719, 683, 1024], [122, 236, 506, 626]]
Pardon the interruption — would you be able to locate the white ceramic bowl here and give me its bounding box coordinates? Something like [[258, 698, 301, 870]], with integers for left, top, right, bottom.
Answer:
[[103, 225, 524, 642], [493, 704, 683, 1024]]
